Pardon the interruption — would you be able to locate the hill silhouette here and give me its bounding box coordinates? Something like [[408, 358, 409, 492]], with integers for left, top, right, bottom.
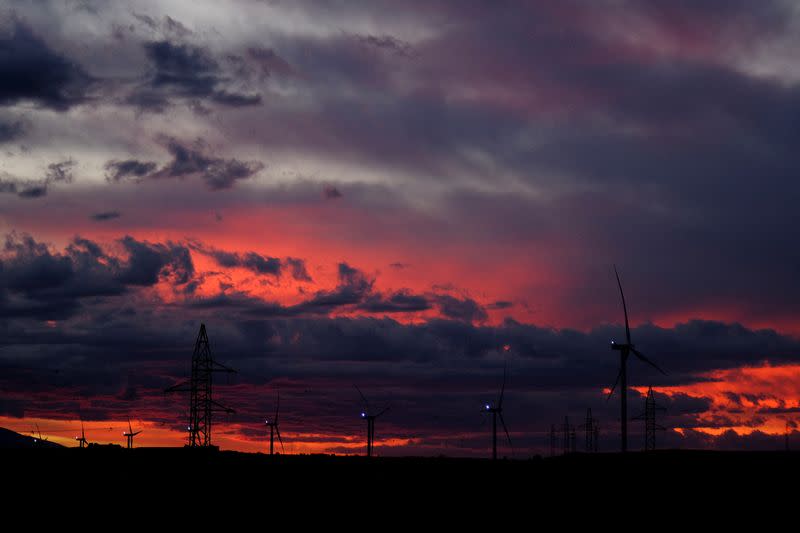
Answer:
[[0, 426, 63, 449]]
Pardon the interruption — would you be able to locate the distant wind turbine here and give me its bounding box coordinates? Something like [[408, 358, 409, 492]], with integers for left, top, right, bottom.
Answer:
[[265, 392, 285, 456], [355, 385, 389, 457], [606, 266, 666, 453], [32, 424, 47, 445], [123, 417, 142, 449], [484, 362, 513, 460], [75, 420, 89, 448]]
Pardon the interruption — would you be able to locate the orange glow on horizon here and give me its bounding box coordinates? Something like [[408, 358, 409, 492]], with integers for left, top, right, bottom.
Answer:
[[0, 416, 422, 455], [632, 363, 800, 437]]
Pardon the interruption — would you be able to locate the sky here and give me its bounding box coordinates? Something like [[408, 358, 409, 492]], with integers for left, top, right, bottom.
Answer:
[[2, 0, 800, 456]]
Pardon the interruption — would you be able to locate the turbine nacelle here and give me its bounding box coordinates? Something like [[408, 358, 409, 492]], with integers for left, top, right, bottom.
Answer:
[[611, 340, 633, 352]]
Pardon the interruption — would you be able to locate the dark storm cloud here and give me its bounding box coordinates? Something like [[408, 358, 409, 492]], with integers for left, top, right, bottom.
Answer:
[[90, 211, 121, 221], [188, 243, 310, 281], [185, 260, 481, 319], [104, 159, 158, 183], [105, 138, 263, 190], [359, 290, 431, 313], [144, 40, 217, 95], [199, 246, 280, 277], [0, 21, 92, 110], [285, 258, 312, 282], [153, 137, 264, 190], [16, 183, 48, 199], [290, 262, 374, 313], [44, 159, 75, 184], [0, 159, 75, 199], [116, 235, 193, 285], [129, 40, 261, 110], [434, 294, 487, 323], [0, 233, 194, 320]]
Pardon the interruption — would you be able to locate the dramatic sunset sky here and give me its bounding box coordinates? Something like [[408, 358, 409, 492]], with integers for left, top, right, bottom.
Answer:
[[2, 0, 800, 455]]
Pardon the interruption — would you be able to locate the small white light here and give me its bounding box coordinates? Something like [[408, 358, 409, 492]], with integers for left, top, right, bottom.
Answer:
[[485, 404, 490, 410]]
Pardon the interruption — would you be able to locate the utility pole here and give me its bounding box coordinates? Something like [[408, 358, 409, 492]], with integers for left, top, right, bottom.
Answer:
[[579, 408, 597, 452], [634, 386, 666, 451]]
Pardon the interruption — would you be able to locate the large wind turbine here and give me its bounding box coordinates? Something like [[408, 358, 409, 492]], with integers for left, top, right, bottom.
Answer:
[[607, 266, 666, 453], [265, 393, 284, 456], [355, 385, 389, 458], [484, 362, 513, 460]]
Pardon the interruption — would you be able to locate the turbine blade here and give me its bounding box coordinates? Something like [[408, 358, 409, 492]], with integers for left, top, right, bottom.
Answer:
[[133, 431, 142, 436], [632, 348, 667, 375], [275, 425, 285, 454], [354, 384, 370, 411], [274, 392, 280, 424], [614, 265, 631, 345], [127, 416, 133, 434], [375, 407, 390, 418], [499, 360, 508, 408], [607, 368, 622, 401], [499, 412, 513, 452]]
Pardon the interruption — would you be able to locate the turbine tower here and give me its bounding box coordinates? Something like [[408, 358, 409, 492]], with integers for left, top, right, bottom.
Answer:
[[484, 363, 512, 460], [165, 323, 236, 447], [606, 267, 666, 453], [265, 393, 284, 456], [123, 417, 142, 449], [355, 385, 389, 457]]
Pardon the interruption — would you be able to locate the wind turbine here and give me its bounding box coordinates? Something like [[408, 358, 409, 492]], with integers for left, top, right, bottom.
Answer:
[[606, 266, 666, 453], [75, 420, 89, 448], [32, 424, 48, 445], [484, 362, 512, 460], [355, 385, 389, 457], [123, 417, 142, 449], [265, 393, 284, 456]]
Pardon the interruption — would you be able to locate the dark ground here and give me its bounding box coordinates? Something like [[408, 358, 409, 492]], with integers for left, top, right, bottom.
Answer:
[[3, 445, 796, 509]]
